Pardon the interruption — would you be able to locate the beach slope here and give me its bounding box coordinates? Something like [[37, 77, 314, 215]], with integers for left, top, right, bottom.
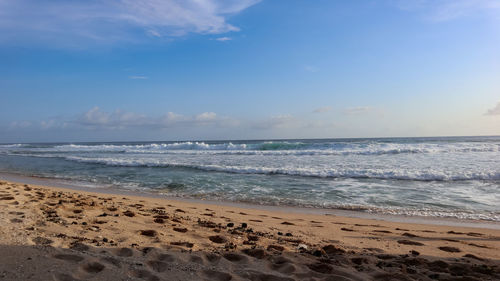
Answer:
[[0, 179, 499, 281]]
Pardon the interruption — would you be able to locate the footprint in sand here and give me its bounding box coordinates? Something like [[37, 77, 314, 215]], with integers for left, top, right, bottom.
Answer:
[[146, 260, 169, 272], [54, 254, 85, 262], [322, 275, 360, 281], [123, 210, 135, 217], [32, 236, 54, 246], [468, 243, 489, 249], [158, 253, 177, 262], [140, 230, 157, 237], [323, 244, 346, 255], [402, 232, 419, 238], [189, 255, 204, 264], [397, 240, 424, 246], [140, 247, 155, 256], [372, 230, 392, 234], [341, 227, 354, 232], [153, 218, 165, 223], [70, 242, 90, 252], [100, 256, 121, 268], [170, 241, 194, 248], [463, 254, 483, 261], [438, 246, 461, 253], [53, 273, 82, 281], [205, 253, 221, 264], [209, 235, 227, 244], [173, 227, 188, 233], [239, 270, 294, 281], [114, 247, 134, 257], [81, 262, 105, 273], [447, 230, 465, 235], [242, 248, 267, 259], [267, 245, 285, 252], [427, 260, 449, 272], [268, 256, 296, 274], [307, 262, 333, 274], [201, 269, 233, 281], [129, 269, 160, 281]]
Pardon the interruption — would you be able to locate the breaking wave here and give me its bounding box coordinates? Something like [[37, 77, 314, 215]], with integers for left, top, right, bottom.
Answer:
[[63, 156, 500, 181], [2, 141, 499, 156]]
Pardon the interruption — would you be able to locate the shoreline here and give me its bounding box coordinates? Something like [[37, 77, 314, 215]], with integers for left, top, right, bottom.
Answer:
[[1, 172, 499, 230], [0, 178, 499, 280]]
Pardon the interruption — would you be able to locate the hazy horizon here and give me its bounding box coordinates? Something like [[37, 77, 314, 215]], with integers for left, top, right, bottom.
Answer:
[[2, 134, 500, 145]]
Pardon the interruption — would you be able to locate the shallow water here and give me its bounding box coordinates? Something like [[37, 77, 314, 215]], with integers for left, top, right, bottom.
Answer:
[[0, 136, 499, 221]]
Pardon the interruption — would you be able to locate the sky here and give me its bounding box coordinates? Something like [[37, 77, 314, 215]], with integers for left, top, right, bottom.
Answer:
[[0, 0, 499, 143]]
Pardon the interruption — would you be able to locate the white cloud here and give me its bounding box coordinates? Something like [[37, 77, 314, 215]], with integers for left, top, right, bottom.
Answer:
[[397, 0, 500, 22], [0, 0, 261, 45], [74, 107, 235, 129], [40, 120, 58, 129], [215, 36, 232, 41], [343, 106, 386, 118], [485, 101, 500, 116], [78, 107, 149, 129], [162, 112, 184, 123], [313, 106, 332, 113], [343, 106, 373, 115], [195, 112, 217, 121], [7, 107, 344, 134], [9, 121, 32, 129], [81, 107, 111, 126], [147, 29, 162, 37]]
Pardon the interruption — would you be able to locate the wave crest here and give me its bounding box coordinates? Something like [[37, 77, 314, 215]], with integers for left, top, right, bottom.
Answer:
[[63, 156, 500, 181], [2, 141, 499, 156]]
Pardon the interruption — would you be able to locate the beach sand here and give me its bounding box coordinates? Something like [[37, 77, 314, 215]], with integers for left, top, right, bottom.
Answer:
[[0, 179, 498, 281]]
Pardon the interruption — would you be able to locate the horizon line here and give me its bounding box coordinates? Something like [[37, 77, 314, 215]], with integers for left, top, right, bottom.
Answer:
[[1, 134, 499, 145]]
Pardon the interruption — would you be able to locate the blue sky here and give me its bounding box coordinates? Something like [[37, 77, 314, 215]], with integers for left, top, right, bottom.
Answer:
[[1, 0, 499, 142]]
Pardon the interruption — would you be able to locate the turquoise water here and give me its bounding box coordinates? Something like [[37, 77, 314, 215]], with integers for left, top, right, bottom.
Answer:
[[0, 136, 499, 221]]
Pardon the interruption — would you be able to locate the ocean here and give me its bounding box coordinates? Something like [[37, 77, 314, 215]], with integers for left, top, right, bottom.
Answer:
[[0, 136, 499, 221]]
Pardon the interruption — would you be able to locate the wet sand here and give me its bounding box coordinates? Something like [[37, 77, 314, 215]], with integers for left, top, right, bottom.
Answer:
[[0, 179, 499, 280]]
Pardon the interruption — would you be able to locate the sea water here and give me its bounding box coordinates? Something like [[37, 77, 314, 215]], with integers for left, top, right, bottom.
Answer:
[[0, 136, 498, 221]]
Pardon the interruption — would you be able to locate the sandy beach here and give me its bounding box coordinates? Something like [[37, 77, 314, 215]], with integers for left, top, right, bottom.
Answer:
[[2, 0, 499, 280], [0, 178, 499, 281]]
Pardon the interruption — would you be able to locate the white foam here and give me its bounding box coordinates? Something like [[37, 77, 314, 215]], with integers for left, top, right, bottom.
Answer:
[[4, 141, 499, 156], [63, 155, 500, 181], [0, 144, 24, 148], [2, 138, 499, 222]]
